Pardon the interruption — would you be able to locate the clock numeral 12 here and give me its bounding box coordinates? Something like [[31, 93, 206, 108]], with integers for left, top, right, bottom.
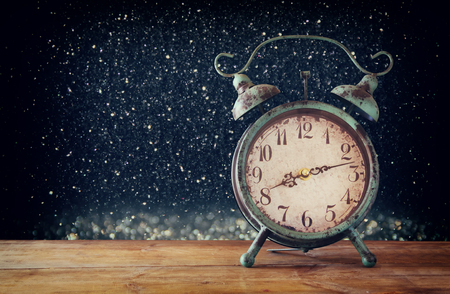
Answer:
[[297, 121, 313, 139]]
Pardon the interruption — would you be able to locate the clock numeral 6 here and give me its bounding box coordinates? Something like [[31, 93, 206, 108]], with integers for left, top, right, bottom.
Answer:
[[302, 210, 312, 228]]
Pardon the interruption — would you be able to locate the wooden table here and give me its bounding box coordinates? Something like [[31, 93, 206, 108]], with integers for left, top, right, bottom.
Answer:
[[0, 240, 449, 293]]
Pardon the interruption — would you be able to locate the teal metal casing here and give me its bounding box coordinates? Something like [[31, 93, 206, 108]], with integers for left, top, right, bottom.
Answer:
[[232, 100, 379, 252]]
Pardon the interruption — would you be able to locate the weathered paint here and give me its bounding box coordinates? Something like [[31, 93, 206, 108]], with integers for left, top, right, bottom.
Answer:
[[231, 100, 379, 266], [347, 227, 377, 267], [240, 226, 269, 267], [331, 75, 380, 122], [232, 78, 280, 120]]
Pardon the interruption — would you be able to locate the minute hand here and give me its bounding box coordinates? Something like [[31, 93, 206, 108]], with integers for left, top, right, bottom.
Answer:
[[309, 161, 355, 175]]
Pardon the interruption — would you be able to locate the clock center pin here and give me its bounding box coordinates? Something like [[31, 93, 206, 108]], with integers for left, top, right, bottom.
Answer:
[[299, 168, 311, 181]]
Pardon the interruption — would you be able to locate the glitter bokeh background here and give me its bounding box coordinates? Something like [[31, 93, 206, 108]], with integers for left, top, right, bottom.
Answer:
[[1, 0, 443, 240]]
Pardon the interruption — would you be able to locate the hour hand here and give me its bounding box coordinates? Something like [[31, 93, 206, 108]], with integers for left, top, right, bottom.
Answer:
[[271, 169, 311, 189], [271, 172, 297, 189]]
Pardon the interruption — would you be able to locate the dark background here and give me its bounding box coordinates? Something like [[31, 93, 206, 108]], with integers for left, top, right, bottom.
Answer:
[[0, 0, 444, 240]]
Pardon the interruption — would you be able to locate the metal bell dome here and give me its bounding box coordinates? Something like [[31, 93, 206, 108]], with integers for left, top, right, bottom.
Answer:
[[331, 75, 380, 122]]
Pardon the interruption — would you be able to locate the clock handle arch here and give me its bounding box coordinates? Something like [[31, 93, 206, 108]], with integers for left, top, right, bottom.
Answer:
[[214, 35, 393, 78]]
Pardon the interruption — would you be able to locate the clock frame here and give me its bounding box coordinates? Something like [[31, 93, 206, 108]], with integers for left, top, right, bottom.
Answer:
[[232, 101, 379, 267], [213, 34, 393, 268]]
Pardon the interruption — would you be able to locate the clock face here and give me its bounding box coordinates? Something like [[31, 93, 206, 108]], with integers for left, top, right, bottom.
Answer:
[[242, 106, 371, 234]]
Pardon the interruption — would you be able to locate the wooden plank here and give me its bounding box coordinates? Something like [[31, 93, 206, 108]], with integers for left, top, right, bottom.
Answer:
[[0, 240, 449, 293]]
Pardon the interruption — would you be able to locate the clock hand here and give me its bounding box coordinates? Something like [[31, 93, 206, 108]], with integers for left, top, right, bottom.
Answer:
[[271, 168, 311, 189], [271, 172, 300, 189], [271, 162, 354, 189], [309, 161, 355, 175]]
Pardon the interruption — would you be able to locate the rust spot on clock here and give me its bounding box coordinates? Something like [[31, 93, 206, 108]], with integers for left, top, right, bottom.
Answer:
[[278, 223, 296, 231]]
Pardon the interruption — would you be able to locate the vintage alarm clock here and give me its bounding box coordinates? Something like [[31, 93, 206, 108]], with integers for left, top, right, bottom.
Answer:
[[214, 35, 393, 267]]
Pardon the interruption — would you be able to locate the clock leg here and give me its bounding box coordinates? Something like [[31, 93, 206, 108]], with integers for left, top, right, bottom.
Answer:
[[347, 227, 377, 267], [240, 226, 269, 268]]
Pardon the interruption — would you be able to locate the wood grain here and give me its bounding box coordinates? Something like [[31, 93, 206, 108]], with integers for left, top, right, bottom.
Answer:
[[1, 240, 449, 293]]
